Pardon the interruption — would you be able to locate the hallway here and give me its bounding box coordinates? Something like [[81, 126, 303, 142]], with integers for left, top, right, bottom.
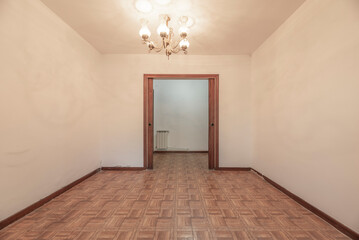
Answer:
[[0, 154, 349, 239]]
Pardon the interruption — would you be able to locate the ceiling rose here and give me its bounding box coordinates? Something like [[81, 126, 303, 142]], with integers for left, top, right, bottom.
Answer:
[[135, 0, 152, 13], [155, 0, 172, 5]]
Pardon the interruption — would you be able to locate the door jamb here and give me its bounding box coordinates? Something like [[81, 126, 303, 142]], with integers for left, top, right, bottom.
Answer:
[[144, 74, 219, 169]]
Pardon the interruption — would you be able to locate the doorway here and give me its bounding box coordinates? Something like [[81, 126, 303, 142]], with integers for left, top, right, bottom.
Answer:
[[144, 74, 219, 170]]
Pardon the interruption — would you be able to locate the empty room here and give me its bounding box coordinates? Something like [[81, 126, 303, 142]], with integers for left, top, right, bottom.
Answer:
[[0, 0, 358, 239]]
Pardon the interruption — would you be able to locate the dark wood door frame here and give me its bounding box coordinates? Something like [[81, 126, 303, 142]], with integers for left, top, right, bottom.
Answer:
[[144, 74, 219, 169]]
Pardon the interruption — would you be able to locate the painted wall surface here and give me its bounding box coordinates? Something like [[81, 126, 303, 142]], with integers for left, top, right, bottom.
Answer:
[[252, 0, 359, 232], [0, 0, 101, 220], [153, 80, 208, 151], [99, 54, 252, 168]]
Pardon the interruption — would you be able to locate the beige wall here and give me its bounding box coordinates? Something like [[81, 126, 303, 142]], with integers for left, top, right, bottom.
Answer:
[[98, 54, 253, 168], [252, 0, 359, 232], [0, 0, 101, 220]]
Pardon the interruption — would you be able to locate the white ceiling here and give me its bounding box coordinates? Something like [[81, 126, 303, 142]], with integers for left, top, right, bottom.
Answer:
[[40, 0, 305, 55]]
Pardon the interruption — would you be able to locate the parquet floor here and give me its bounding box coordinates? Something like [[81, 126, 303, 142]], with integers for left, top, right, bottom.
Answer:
[[0, 153, 349, 239]]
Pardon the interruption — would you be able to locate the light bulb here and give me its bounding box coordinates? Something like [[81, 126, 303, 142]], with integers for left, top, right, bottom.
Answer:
[[157, 23, 169, 38], [179, 39, 190, 50], [178, 26, 188, 38], [135, 0, 152, 13], [139, 26, 151, 40]]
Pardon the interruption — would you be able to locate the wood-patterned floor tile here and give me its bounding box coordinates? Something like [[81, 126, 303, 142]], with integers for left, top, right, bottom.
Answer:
[[231, 231, 251, 240], [0, 153, 350, 240], [115, 230, 134, 240], [95, 230, 118, 240]]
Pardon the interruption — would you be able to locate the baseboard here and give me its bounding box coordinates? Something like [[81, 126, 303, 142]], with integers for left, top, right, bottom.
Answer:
[[215, 167, 251, 171], [101, 167, 146, 171], [0, 168, 100, 230], [251, 168, 359, 240], [154, 151, 208, 153], [251, 168, 263, 177]]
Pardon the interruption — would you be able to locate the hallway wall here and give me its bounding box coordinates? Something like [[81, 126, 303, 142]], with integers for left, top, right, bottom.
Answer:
[[154, 80, 208, 151], [252, 0, 359, 232], [0, 0, 101, 221]]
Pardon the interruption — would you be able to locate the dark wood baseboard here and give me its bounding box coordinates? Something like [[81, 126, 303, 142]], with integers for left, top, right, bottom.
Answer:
[[154, 151, 208, 154], [251, 168, 263, 177], [101, 167, 146, 171], [251, 168, 359, 240], [0, 168, 100, 230], [215, 167, 251, 171]]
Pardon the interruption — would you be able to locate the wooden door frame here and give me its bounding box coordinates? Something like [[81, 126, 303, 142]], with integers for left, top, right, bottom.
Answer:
[[144, 74, 219, 169]]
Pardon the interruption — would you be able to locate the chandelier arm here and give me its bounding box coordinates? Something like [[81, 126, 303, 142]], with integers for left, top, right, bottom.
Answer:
[[153, 39, 164, 52], [171, 47, 181, 54], [142, 38, 163, 53], [169, 28, 174, 43], [169, 40, 181, 53], [162, 38, 166, 49], [147, 38, 164, 50], [170, 38, 182, 49], [153, 47, 163, 53]]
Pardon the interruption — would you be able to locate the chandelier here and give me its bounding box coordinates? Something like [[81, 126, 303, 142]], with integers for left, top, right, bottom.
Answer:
[[139, 15, 190, 59]]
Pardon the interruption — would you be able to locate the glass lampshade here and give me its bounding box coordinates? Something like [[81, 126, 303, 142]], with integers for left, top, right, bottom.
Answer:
[[179, 39, 190, 50], [157, 23, 169, 37], [178, 26, 189, 38], [139, 26, 151, 39]]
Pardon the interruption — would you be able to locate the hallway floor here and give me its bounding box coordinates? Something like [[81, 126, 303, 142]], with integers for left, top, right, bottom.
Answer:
[[0, 153, 349, 239]]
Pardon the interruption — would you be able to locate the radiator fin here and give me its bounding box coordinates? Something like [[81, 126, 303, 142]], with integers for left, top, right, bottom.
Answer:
[[156, 130, 169, 150]]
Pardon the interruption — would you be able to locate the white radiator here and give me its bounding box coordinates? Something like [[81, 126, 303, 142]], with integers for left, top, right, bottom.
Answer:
[[156, 130, 169, 150]]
